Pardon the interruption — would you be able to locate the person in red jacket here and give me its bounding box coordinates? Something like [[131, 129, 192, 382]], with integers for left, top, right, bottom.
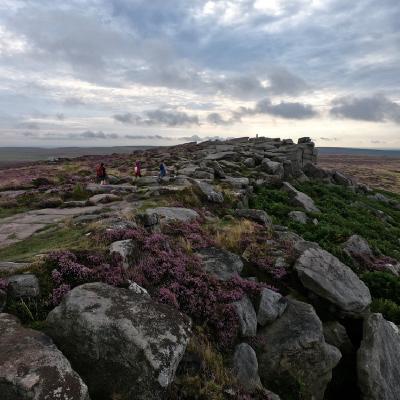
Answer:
[[96, 162, 106, 184], [134, 160, 142, 178]]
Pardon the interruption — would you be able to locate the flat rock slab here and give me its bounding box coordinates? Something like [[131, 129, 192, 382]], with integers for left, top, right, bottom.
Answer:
[[0, 261, 30, 274], [0, 205, 104, 249], [294, 247, 371, 316], [86, 183, 137, 193], [0, 313, 89, 400]]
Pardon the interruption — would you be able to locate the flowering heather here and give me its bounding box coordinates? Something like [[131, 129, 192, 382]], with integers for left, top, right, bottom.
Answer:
[[162, 220, 214, 250], [47, 250, 127, 305], [0, 278, 8, 291]]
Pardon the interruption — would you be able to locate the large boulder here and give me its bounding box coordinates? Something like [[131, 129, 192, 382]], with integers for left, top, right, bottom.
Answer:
[[257, 288, 287, 326], [193, 180, 224, 203], [343, 234, 374, 265], [261, 159, 284, 178], [196, 247, 243, 280], [0, 313, 89, 400], [257, 299, 341, 400], [109, 239, 137, 269], [358, 313, 400, 400], [282, 182, 320, 212], [234, 209, 272, 227], [142, 207, 199, 225], [46, 283, 191, 400], [88, 193, 121, 205], [294, 248, 371, 316], [234, 295, 257, 337], [233, 343, 261, 392], [323, 321, 354, 355]]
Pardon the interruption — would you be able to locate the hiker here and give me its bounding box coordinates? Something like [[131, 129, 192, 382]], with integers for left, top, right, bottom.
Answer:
[[96, 162, 107, 185], [159, 160, 167, 178], [134, 160, 142, 178]]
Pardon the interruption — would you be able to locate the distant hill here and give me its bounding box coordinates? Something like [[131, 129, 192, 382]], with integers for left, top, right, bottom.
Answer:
[[0, 146, 155, 165], [318, 147, 400, 157]]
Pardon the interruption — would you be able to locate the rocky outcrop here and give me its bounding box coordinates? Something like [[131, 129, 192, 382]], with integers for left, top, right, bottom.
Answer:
[[193, 180, 224, 203], [294, 248, 371, 316], [88, 193, 121, 204], [257, 299, 341, 400], [358, 313, 400, 400], [0, 313, 89, 400], [196, 247, 243, 280], [46, 283, 191, 400]]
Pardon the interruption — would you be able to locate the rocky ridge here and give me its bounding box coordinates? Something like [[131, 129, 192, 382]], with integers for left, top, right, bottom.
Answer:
[[0, 136, 399, 400]]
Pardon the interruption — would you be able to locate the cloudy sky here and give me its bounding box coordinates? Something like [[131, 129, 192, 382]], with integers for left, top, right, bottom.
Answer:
[[0, 0, 399, 148]]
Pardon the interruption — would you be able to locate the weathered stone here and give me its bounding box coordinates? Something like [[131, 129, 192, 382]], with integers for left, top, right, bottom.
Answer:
[[196, 247, 243, 280], [6, 274, 40, 298], [261, 159, 284, 178], [234, 295, 257, 337], [243, 157, 256, 168], [223, 176, 250, 188], [0, 313, 89, 400], [0, 289, 6, 312], [209, 161, 226, 178], [0, 261, 30, 274], [288, 210, 309, 224], [109, 239, 137, 269], [343, 234, 374, 264], [358, 313, 400, 400], [294, 248, 371, 315], [257, 288, 287, 326], [86, 183, 136, 193], [323, 321, 354, 355], [194, 180, 224, 203], [88, 193, 120, 204], [46, 283, 191, 400], [257, 299, 341, 400], [333, 171, 353, 186], [142, 207, 199, 224], [282, 182, 320, 212], [233, 343, 261, 392], [234, 208, 272, 226]]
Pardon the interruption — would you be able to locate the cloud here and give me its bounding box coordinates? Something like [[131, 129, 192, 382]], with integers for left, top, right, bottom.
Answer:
[[319, 137, 338, 142], [330, 94, 400, 123], [17, 121, 40, 130], [56, 113, 65, 120], [207, 112, 241, 125], [64, 97, 86, 106], [238, 98, 318, 119], [114, 109, 199, 126]]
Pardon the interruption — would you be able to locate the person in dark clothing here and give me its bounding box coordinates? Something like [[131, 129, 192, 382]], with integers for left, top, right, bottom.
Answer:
[[159, 161, 167, 178], [96, 162, 107, 184]]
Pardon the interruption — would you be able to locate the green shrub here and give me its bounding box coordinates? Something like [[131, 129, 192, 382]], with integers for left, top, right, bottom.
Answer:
[[371, 298, 400, 325], [361, 271, 400, 304]]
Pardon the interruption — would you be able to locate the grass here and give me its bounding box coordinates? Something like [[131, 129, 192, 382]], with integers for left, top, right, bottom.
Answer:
[[0, 225, 91, 262], [251, 181, 400, 263]]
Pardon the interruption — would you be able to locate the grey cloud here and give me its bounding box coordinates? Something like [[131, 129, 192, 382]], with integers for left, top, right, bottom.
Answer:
[[17, 122, 40, 130], [64, 97, 86, 106], [239, 98, 318, 120], [56, 113, 65, 120], [207, 112, 241, 126], [114, 109, 199, 126], [330, 94, 400, 123]]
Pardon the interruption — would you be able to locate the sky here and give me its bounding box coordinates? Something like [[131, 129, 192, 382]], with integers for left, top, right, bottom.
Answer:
[[0, 0, 399, 148]]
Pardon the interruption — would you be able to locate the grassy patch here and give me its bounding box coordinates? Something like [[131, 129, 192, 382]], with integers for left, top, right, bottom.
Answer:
[[0, 225, 91, 262], [251, 181, 400, 262]]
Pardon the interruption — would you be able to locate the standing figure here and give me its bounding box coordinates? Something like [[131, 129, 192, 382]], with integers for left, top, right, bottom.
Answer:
[[96, 162, 107, 185], [159, 160, 167, 178], [134, 160, 142, 178]]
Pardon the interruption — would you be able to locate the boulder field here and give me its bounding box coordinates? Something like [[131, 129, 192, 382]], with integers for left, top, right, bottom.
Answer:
[[0, 136, 400, 400]]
